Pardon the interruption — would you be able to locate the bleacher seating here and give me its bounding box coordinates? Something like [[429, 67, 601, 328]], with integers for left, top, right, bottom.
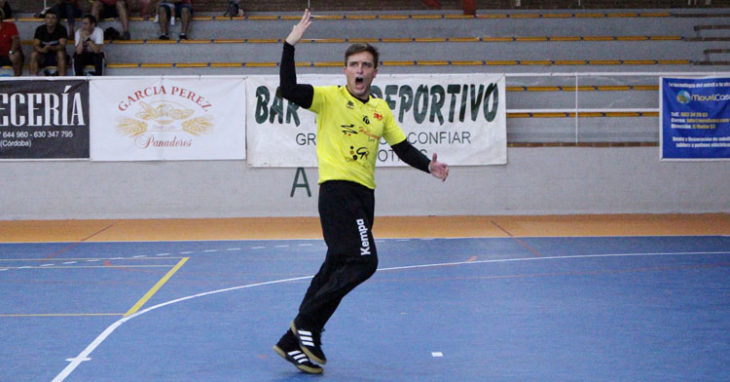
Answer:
[[10, 8, 730, 75], [11, 0, 727, 14], [6, 1, 730, 145]]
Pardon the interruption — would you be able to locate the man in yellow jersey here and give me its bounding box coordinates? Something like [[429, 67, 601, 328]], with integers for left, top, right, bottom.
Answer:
[[273, 9, 450, 374]]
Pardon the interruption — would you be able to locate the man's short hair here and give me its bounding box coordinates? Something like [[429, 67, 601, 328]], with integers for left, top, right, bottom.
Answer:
[[83, 14, 97, 25], [44, 9, 58, 17], [344, 43, 379, 69]]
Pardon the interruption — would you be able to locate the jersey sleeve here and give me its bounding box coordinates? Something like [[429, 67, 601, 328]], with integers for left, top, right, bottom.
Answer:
[[308, 86, 333, 114], [381, 105, 407, 145]]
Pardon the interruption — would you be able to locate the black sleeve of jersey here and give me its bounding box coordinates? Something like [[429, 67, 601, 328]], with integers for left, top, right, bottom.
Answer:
[[279, 42, 314, 109], [391, 140, 431, 174]]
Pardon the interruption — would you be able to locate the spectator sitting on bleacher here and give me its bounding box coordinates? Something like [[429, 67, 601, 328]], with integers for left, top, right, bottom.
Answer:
[[30, 9, 68, 76], [1, 0, 13, 19], [91, 0, 131, 40], [0, 7, 22, 76], [74, 14, 104, 75], [158, 0, 193, 40], [50, 0, 82, 39]]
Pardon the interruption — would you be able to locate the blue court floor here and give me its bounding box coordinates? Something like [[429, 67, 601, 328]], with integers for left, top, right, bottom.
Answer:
[[1, 236, 729, 381]]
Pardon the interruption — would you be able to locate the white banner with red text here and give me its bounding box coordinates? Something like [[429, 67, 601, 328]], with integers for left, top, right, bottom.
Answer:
[[90, 77, 246, 161], [246, 73, 506, 167]]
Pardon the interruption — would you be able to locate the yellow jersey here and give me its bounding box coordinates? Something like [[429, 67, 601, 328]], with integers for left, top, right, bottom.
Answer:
[[309, 85, 406, 189]]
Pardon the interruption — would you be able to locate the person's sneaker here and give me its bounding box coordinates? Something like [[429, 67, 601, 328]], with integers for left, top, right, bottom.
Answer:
[[273, 329, 323, 374], [179, 33, 188, 40], [159, 34, 170, 40], [290, 321, 327, 365]]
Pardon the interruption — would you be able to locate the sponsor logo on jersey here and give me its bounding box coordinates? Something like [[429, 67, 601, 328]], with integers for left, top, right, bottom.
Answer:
[[341, 124, 358, 136]]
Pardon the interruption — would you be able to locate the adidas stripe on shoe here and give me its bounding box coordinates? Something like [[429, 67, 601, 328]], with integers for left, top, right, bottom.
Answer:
[[273, 345, 323, 374], [291, 321, 327, 365]]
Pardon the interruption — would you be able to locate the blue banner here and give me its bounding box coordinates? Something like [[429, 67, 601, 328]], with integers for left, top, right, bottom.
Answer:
[[662, 77, 730, 160]]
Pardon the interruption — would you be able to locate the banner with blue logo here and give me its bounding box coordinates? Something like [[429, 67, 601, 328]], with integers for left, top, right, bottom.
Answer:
[[661, 77, 730, 160]]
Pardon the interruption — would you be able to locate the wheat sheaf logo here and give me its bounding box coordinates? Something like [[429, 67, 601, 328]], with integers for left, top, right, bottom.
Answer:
[[116, 101, 214, 137]]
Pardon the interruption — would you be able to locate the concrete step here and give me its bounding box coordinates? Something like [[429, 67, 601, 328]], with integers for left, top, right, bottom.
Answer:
[[87, 40, 709, 64]]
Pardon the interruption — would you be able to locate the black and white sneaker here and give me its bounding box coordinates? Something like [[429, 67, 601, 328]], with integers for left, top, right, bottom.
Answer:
[[291, 321, 327, 365], [274, 329, 323, 374]]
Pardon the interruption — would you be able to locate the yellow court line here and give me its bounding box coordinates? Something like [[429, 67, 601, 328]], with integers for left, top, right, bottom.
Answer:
[[124, 257, 189, 316], [0, 313, 123, 317]]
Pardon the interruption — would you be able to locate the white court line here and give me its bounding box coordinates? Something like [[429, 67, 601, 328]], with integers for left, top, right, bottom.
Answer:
[[51, 250, 729, 382], [52, 274, 313, 382]]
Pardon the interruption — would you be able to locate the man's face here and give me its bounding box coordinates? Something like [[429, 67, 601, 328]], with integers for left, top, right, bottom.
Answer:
[[45, 13, 58, 28], [344, 51, 377, 100], [81, 18, 94, 33]]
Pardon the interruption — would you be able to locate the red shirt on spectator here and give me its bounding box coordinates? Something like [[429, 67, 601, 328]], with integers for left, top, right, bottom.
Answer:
[[0, 21, 18, 56]]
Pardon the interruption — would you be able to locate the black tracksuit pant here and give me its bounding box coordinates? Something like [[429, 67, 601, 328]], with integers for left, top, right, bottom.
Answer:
[[294, 180, 379, 332]]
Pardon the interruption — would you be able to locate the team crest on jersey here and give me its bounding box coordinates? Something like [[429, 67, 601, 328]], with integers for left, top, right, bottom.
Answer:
[[346, 100, 354, 109], [373, 112, 383, 121]]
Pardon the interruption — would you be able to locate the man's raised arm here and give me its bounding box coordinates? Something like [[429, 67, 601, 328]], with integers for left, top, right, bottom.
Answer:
[[279, 9, 314, 108]]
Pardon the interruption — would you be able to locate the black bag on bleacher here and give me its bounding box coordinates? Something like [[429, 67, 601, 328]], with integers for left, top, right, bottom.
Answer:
[[224, 0, 243, 18], [104, 27, 120, 41]]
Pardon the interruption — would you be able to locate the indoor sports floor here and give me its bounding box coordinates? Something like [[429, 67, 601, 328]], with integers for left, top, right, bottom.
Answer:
[[1, 215, 729, 381]]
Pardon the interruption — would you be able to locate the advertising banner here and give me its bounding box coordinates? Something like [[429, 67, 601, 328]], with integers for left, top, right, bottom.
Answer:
[[247, 73, 506, 167], [0, 79, 89, 159], [90, 77, 246, 161], [661, 77, 730, 160]]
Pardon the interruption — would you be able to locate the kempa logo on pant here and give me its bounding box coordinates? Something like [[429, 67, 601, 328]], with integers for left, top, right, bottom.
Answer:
[[356, 219, 370, 255]]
